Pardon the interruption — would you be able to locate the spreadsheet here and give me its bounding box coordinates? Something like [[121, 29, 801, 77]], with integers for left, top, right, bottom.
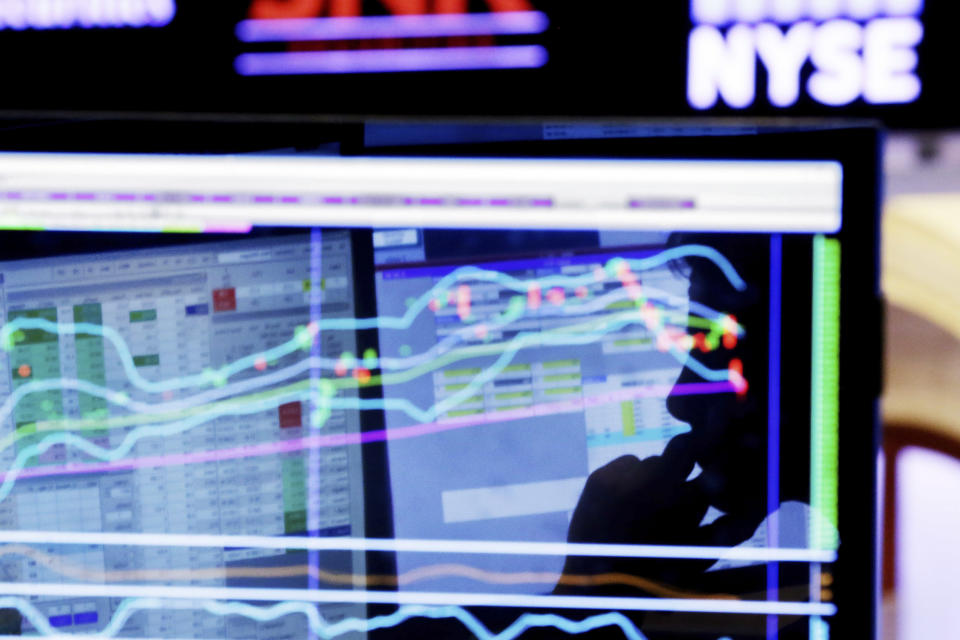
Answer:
[[0, 231, 367, 638]]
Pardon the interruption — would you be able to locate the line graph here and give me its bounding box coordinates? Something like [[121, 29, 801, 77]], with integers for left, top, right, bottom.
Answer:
[[1, 380, 731, 485], [4, 596, 656, 640], [0, 246, 748, 505], [0, 544, 738, 599], [0, 583, 837, 616], [0, 304, 741, 505], [0, 243, 760, 630], [0, 264, 740, 425]]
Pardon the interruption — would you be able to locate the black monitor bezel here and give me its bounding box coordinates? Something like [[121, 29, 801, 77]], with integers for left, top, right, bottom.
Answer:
[[0, 124, 881, 639], [354, 126, 883, 639]]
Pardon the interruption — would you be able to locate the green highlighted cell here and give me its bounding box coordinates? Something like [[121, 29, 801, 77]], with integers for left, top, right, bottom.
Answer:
[[543, 359, 579, 370], [9, 308, 64, 464], [444, 384, 468, 392], [495, 391, 533, 401], [502, 364, 531, 373], [545, 386, 582, 396], [282, 458, 307, 536], [7, 308, 58, 345], [446, 409, 483, 418], [444, 368, 482, 378], [133, 354, 160, 367], [621, 401, 636, 437], [613, 338, 652, 348], [544, 373, 581, 383], [129, 309, 157, 323]]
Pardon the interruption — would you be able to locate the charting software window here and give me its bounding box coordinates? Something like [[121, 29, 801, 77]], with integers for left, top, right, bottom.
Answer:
[[0, 232, 367, 638], [0, 151, 867, 640]]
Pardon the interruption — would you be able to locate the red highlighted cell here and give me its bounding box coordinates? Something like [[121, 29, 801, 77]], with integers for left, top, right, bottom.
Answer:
[[278, 401, 303, 428], [212, 288, 237, 312]]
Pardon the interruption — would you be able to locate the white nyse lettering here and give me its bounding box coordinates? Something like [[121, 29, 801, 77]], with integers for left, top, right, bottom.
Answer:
[[809, 0, 843, 21], [736, 0, 767, 23], [756, 22, 815, 106], [883, 0, 924, 17], [692, 0, 730, 25], [863, 17, 922, 103], [771, 0, 805, 23], [808, 19, 863, 105], [688, 24, 757, 109], [846, 0, 883, 21]]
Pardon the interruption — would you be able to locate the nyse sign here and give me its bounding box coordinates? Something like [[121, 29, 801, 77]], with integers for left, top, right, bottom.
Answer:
[[688, 0, 924, 109]]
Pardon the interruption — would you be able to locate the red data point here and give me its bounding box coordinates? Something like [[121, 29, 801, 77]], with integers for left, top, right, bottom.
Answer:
[[729, 358, 748, 395], [527, 284, 542, 310], [575, 286, 588, 299], [723, 332, 738, 350], [457, 285, 471, 321], [354, 368, 372, 385], [694, 332, 708, 352], [547, 287, 565, 306]]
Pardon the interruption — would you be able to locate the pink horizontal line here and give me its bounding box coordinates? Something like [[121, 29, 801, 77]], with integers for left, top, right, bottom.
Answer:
[[6, 381, 734, 482]]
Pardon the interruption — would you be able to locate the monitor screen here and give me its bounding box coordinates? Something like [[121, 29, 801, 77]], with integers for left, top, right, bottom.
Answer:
[[0, 131, 880, 640]]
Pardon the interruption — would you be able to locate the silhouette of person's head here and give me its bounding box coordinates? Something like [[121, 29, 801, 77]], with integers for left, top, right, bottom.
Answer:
[[665, 233, 769, 521]]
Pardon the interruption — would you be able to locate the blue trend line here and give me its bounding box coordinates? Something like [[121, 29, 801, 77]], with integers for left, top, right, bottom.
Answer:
[[0, 246, 741, 397], [0, 596, 650, 640], [0, 309, 731, 505]]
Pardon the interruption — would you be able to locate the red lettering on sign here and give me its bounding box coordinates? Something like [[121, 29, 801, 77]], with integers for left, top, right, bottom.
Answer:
[[249, 0, 533, 20], [249, 0, 360, 19]]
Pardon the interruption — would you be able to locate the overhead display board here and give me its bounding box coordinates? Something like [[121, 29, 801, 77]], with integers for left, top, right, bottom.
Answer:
[[0, 0, 955, 128]]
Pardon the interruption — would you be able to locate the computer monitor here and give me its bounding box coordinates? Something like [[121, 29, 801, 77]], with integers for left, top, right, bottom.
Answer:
[[0, 127, 881, 640]]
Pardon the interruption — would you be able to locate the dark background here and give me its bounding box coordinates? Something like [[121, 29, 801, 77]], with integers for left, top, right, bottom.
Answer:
[[0, 0, 955, 128]]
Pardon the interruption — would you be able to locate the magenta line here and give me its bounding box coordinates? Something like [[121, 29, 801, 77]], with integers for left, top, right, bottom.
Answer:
[[204, 224, 253, 234], [6, 381, 734, 482]]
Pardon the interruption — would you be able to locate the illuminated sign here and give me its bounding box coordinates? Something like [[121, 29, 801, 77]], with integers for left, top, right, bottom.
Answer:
[[688, 0, 924, 109], [0, 0, 176, 30], [235, 0, 549, 75]]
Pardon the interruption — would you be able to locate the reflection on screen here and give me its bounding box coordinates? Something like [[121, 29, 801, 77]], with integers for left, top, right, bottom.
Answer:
[[0, 232, 367, 637], [0, 153, 847, 640]]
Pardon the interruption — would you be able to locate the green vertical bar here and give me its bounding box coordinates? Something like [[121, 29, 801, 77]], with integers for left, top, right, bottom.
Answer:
[[282, 458, 307, 535], [9, 308, 63, 463], [621, 401, 636, 437], [811, 236, 840, 551], [74, 304, 107, 422]]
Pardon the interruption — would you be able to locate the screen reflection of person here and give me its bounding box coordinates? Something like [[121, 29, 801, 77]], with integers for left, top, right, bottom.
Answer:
[[554, 235, 778, 637]]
